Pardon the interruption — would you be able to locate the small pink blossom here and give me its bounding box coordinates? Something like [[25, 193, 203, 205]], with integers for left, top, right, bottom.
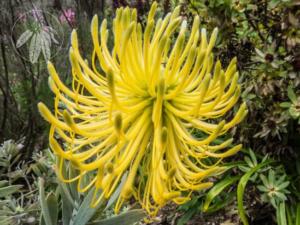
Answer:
[[59, 9, 76, 26]]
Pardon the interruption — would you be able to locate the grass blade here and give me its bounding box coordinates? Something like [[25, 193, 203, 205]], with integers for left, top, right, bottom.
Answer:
[[237, 161, 270, 225], [203, 175, 240, 211]]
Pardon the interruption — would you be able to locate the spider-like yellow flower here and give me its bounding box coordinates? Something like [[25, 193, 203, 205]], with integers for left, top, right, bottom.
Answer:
[[38, 2, 247, 216]]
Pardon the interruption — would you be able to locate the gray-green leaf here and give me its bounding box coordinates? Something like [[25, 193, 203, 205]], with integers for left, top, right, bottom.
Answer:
[[29, 33, 42, 63], [89, 209, 146, 225], [16, 30, 33, 48]]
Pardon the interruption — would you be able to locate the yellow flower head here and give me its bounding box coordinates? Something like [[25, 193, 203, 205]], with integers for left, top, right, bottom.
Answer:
[[38, 2, 247, 216]]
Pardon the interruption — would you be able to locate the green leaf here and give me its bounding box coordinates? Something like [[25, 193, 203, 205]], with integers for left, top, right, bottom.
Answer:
[[41, 30, 51, 61], [40, 193, 58, 225], [0, 185, 23, 198], [0, 181, 8, 188], [280, 102, 292, 108], [277, 203, 287, 225], [203, 176, 240, 211], [268, 170, 275, 185], [257, 185, 268, 192], [287, 86, 297, 104], [205, 191, 236, 213], [260, 174, 270, 188], [277, 181, 290, 190], [29, 33, 42, 63], [177, 208, 198, 225], [47, 193, 58, 225], [72, 188, 103, 225], [249, 149, 257, 166], [38, 178, 53, 225], [16, 30, 33, 48], [89, 209, 146, 225], [296, 203, 300, 225], [237, 161, 270, 225], [59, 184, 75, 225]]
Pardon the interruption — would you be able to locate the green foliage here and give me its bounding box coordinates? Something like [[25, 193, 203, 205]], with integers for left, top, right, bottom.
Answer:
[[280, 86, 300, 123], [258, 170, 290, 208]]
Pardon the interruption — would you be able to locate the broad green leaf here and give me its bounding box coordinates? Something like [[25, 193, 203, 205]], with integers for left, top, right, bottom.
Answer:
[[72, 188, 103, 225], [0, 185, 23, 198], [203, 176, 240, 211], [237, 161, 270, 225], [16, 30, 33, 48], [89, 209, 146, 225], [38, 178, 53, 225]]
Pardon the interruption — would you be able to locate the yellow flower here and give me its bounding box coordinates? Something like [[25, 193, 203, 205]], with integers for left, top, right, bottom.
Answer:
[[38, 2, 247, 216]]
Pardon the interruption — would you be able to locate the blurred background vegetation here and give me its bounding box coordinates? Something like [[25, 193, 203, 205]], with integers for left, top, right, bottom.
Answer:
[[0, 0, 299, 224]]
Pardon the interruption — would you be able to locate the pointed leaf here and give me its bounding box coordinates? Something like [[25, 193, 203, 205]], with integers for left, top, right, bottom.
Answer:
[[280, 102, 292, 108], [287, 86, 297, 104], [89, 209, 146, 225], [277, 203, 287, 225], [249, 150, 257, 165], [296, 203, 300, 225], [38, 178, 53, 225], [203, 176, 240, 211], [47, 193, 58, 225], [16, 30, 33, 48], [41, 31, 51, 61], [237, 161, 270, 225], [0, 185, 23, 197], [277, 181, 290, 190], [72, 188, 103, 225], [29, 33, 42, 63]]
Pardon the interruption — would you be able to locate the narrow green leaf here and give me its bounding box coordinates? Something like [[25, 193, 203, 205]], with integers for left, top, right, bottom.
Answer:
[[296, 203, 300, 225], [16, 30, 33, 48], [47, 193, 58, 225], [177, 208, 197, 225], [29, 33, 42, 63], [41, 30, 51, 61], [0, 185, 23, 198], [237, 161, 270, 225], [59, 184, 75, 225], [249, 150, 257, 166], [280, 102, 292, 108], [277, 203, 287, 225], [0, 180, 8, 188], [203, 176, 240, 211], [72, 188, 103, 225], [287, 86, 297, 104], [38, 178, 53, 225], [89, 209, 146, 225], [205, 192, 236, 213]]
